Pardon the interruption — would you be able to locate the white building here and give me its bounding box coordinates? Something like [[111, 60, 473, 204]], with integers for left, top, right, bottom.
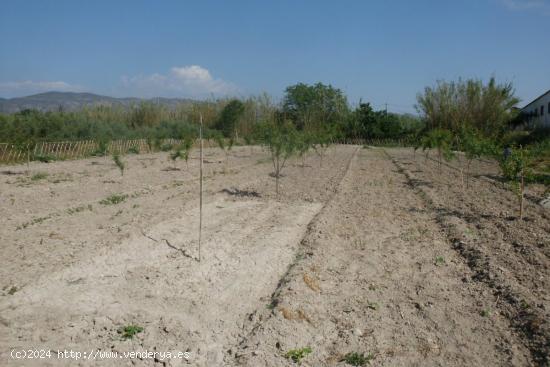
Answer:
[[521, 89, 550, 128]]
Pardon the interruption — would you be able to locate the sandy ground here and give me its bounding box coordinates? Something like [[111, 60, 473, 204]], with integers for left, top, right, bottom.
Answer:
[[0, 145, 548, 366]]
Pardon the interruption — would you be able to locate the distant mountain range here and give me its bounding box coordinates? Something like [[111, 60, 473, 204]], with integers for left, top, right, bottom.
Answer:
[[0, 92, 195, 114]]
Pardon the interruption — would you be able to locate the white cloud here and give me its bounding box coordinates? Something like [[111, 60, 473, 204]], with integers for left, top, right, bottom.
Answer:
[[117, 65, 238, 98], [0, 80, 83, 98], [500, 0, 550, 13]]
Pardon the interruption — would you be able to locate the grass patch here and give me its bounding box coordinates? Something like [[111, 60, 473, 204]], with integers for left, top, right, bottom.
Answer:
[[343, 352, 373, 366], [118, 325, 143, 340], [285, 347, 312, 363], [434, 256, 446, 266], [100, 193, 128, 205]]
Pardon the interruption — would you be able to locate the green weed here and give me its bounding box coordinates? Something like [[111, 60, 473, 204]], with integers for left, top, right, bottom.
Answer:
[[100, 193, 128, 205], [285, 347, 312, 364], [118, 325, 143, 340], [343, 352, 373, 366]]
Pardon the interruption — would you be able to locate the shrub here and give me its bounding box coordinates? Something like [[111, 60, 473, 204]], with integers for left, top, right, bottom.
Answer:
[[343, 352, 373, 366]]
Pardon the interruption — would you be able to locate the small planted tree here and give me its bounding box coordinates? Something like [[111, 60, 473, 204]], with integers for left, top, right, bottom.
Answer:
[[14, 138, 36, 172], [170, 136, 194, 168], [459, 128, 495, 188], [420, 128, 454, 174], [256, 121, 297, 199], [216, 135, 234, 171], [243, 135, 254, 156], [296, 131, 312, 168], [112, 152, 125, 176], [499, 145, 532, 219], [312, 127, 333, 168]]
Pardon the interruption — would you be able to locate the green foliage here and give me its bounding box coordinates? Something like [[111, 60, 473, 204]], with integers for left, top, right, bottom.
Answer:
[[118, 325, 143, 340], [499, 146, 534, 218], [256, 121, 298, 197], [285, 347, 312, 364], [216, 99, 245, 138], [343, 352, 373, 366], [420, 129, 455, 172], [112, 153, 125, 175], [0, 107, 208, 144], [283, 82, 349, 131], [311, 125, 335, 166], [459, 128, 495, 162], [295, 131, 313, 165], [32, 153, 57, 163], [92, 138, 110, 156], [100, 193, 128, 205], [499, 146, 532, 181], [127, 146, 139, 154], [457, 128, 497, 187], [216, 134, 234, 168], [416, 77, 519, 138], [170, 136, 194, 166]]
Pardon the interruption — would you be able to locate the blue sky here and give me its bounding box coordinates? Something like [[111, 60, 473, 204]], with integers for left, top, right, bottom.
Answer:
[[0, 0, 549, 113]]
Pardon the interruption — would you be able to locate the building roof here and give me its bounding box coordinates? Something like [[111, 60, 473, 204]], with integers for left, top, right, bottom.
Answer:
[[522, 89, 550, 110]]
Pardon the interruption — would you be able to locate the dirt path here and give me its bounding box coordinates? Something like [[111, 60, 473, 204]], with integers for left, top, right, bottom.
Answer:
[[229, 148, 534, 366]]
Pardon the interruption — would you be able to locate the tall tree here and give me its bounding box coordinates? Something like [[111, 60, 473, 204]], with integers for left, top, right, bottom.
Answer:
[[282, 82, 349, 131], [216, 99, 245, 138], [416, 77, 519, 138]]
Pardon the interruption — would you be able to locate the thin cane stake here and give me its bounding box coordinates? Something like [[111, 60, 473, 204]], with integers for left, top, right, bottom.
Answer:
[[198, 114, 203, 262]]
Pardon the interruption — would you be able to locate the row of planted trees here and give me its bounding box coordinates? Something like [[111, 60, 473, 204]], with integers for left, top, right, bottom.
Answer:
[[415, 126, 543, 219], [413, 76, 549, 219]]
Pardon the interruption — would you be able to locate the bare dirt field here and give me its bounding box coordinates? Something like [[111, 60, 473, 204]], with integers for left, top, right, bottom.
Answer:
[[0, 145, 548, 366]]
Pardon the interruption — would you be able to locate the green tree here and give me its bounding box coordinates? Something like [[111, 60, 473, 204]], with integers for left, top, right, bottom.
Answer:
[[216, 99, 245, 138], [416, 77, 519, 138], [256, 121, 298, 198], [420, 129, 455, 174], [458, 128, 495, 188], [282, 82, 349, 131], [499, 146, 533, 219]]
